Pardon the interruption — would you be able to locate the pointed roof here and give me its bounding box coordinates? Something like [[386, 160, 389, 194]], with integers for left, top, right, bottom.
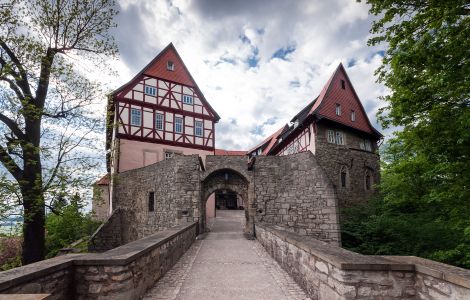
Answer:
[[308, 63, 381, 137], [248, 124, 288, 155], [113, 43, 220, 121]]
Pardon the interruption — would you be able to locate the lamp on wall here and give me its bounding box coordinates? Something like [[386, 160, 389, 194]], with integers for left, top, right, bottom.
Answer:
[[224, 172, 229, 182]]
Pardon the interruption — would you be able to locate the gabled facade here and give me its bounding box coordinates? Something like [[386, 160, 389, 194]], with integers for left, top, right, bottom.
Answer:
[[248, 63, 382, 208], [95, 44, 221, 219], [107, 43, 220, 174]]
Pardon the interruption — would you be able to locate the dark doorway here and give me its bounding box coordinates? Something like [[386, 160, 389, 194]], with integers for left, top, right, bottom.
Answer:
[[215, 190, 242, 210]]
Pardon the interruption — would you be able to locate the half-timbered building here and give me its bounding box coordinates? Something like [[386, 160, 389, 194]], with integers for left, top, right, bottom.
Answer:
[[108, 43, 220, 174], [248, 63, 382, 207], [94, 43, 222, 219]]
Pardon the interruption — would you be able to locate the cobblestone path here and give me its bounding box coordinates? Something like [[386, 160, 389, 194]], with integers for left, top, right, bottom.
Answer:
[[143, 210, 310, 300]]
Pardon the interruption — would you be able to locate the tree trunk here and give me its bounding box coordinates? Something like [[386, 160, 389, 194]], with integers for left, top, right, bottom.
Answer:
[[21, 118, 45, 265]]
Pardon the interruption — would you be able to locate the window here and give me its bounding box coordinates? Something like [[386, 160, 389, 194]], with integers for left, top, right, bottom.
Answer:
[[148, 192, 155, 212], [336, 104, 341, 116], [155, 113, 164, 130], [335, 131, 344, 145], [145, 85, 156, 96], [167, 61, 174, 71], [340, 167, 347, 188], [195, 120, 203, 137], [130, 108, 141, 126], [365, 170, 372, 190], [165, 152, 174, 160], [341, 79, 345, 89], [351, 110, 356, 122], [174, 117, 183, 133], [183, 95, 193, 105], [360, 139, 372, 151], [327, 130, 335, 143]]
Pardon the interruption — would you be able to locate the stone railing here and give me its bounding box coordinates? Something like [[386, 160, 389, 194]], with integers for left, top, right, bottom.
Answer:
[[0, 222, 197, 299], [255, 223, 470, 300]]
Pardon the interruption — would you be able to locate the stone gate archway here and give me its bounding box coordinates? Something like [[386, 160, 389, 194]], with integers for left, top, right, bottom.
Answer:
[[200, 168, 250, 233]]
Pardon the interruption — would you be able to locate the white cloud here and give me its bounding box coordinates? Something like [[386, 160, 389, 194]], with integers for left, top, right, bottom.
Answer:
[[107, 0, 389, 150]]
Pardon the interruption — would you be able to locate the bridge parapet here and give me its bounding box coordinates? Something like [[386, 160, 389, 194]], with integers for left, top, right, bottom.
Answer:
[[0, 222, 197, 299], [256, 223, 470, 299]]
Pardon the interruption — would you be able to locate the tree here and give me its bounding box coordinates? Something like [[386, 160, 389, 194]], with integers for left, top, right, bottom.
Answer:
[[0, 0, 118, 264], [347, 1, 470, 267], [45, 194, 101, 258]]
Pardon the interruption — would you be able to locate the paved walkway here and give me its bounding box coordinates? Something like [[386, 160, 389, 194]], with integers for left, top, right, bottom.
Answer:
[[143, 210, 310, 300]]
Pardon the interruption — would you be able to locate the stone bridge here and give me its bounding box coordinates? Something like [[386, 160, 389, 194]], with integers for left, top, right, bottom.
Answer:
[[0, 154, 469, 299]]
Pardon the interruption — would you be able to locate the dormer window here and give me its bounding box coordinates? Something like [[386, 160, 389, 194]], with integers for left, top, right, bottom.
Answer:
[[351, 110, 356, 122], [341, 79, 345, 89], [167, 61, 174, 71], [336, 104, 341, 116]]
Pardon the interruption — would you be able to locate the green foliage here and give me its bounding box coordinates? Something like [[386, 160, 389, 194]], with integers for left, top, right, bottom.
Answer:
[[346, 1, 470, 268], [45, 194, 101, 258]]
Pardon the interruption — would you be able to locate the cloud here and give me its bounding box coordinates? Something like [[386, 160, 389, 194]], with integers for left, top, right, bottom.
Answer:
[[108, 0, 388, 151]]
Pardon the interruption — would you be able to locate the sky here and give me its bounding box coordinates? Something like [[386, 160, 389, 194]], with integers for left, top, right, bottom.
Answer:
[[105, 0, 390, 151]]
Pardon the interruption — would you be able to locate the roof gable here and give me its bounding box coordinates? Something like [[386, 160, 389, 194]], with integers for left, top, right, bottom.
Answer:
[[309, 63, 381, 137], [113, 43, 220, 120], [248, 125, 288, 155]]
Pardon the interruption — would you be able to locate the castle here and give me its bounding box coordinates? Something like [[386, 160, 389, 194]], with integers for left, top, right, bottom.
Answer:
[[93, 43, 382, 237]]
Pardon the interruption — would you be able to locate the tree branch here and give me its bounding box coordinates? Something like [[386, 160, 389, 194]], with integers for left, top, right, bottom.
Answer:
[[0, 144, 23, 181], [0, 39, 33, 100], [0, 112, 25, 140]]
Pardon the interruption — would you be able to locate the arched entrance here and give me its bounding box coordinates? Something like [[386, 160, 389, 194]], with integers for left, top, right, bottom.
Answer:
[[200, 168, 249, 234]]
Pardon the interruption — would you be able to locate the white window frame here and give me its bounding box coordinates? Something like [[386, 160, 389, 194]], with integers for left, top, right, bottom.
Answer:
[[155, 113, 164, 130], [145, 85, 156, 96], [194, 120, 203, 137], [174, 117, 183, 133], [351, 110, 356, 122], [167, 61, 174, 71], [183, 95, 193, 105], [327, 130, 335, 143], [130, 108, 142, 126], [335, 131, 344, 145], [165, 152, 174, 160], [336, 104, 341, 116]]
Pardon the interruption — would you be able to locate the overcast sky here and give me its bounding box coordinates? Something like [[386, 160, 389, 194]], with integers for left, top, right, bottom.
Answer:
[[108, 0, 390, 150]]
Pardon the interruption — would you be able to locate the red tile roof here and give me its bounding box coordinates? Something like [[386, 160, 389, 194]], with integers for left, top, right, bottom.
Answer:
[[96, 174, 109, 185], [248, 125, 288, 155], [214, 149, 247, 156], [309, 63, 381, 136], [112, 43, 220, 121]]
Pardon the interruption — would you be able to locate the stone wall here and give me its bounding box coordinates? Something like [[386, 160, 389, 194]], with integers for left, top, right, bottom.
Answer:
[[315, 122, 380, 209], [0, 222, 197, 300], [256, 223, 470, 300], [112, 155, 201, 244], [89, 208, 122, 252], [254, 153, 341, 244], [96, 152, 341, 245]]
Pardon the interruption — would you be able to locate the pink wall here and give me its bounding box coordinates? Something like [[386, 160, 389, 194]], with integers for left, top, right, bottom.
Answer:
[[206, 193, 215, 218], [118, 138, 213, 172]]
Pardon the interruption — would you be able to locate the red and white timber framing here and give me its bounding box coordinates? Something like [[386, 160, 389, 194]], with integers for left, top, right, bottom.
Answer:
[[277, 126, 311, 156], [115, 75, 215, 150]]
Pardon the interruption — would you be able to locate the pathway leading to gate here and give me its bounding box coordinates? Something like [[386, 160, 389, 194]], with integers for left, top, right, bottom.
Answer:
[[143, 210, 310, 300]]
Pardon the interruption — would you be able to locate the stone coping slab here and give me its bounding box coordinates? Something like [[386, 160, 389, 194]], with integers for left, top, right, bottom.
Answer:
[[256, 223, 470, 289], [75, 221, 197, 265], [256, 223, 413, 271], [0, 295, 51, 300], [385, 256, 470, 289], [0, 222, 197, 293]]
